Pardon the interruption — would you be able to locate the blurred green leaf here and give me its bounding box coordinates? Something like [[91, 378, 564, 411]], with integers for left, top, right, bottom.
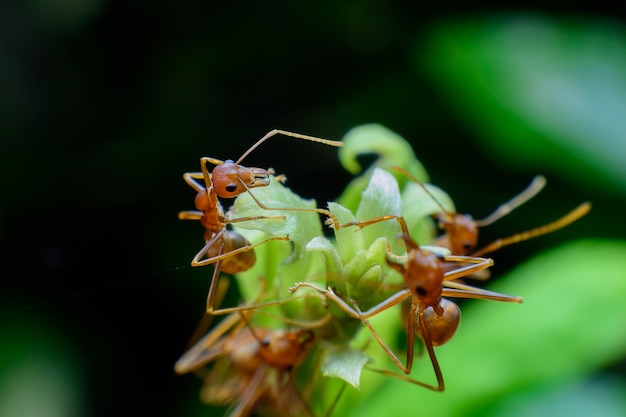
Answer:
[[0, 320, 84, 417], [421, 15, 626, 193], [484, 376, 626, 417]]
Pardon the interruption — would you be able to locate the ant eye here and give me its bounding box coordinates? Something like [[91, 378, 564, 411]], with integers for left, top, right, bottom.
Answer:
[[415, 286, 427, 297], [261, 337, 270, 347], [225, 183, 238, 193], [463, 242, 473, 251]]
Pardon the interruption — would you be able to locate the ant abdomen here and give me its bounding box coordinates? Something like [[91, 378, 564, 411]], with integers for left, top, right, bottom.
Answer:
[[418, 298, 461, 347], [204, 229, 256, 274]]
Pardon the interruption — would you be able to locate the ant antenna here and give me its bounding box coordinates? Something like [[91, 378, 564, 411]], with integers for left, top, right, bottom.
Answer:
[[236, 129, 343, 165]]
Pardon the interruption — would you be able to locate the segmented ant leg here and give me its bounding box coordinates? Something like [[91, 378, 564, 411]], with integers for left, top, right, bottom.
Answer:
[[182, 172, 208, 192], [440, 256, 494, 280], [290, 282, 413, 370], [321, 382, 348, 417], [367, 298, 447, 392], [442, 280, 523, 303], [334, 214, 403, 231], [185, 277, 231, 350], [178, 210, 202, 221], [192, 232, 290, 268], [235, 180, 342, 229], [228, 364, 268, 417], [180, 210, 285, 225], [208, 292, 329, 319], [174, 306, 248, 374]]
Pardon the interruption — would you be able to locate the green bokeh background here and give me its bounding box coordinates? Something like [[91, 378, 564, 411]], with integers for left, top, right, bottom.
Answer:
[[1, 2, 625, 417]]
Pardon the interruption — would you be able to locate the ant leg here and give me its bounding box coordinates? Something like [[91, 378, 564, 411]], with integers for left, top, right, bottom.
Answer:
[[174, 308, 246, 374], [289, 283, 411, 320], [230, 364, 268, 417], [335, 214, 402, 231], [365, 308, 445, 392], [178, 210, 202, 221], [192, 234, 290, 267], [321, 382, 348, 417], [191, 229, 227, 266], [203, 266, 329, 319], [472, 202, 591, 257], [185, 278, 231, 349], [182, 172, 207, 192], [475, 175, 547, 227], [290, 282, 413, 372], [208, 292, 328, 318], [236, 180, 341, 229], [442, 281, 523, 303], [225, 214, 286, 224], [440, 256, 494, 281]]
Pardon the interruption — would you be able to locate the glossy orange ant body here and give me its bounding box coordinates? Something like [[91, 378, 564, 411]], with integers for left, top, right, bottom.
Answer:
[[179, 129, 343, 314]]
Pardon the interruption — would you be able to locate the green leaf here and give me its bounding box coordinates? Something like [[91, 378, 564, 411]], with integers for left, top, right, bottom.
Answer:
[[325, 169, 407, 308], [306, 236, 346, 295], [321, 346, 370, 389], [337, 124, 429, 210], [229, 175, 323, 260], [327, 201, 363, 266], [354, 168, 404, 252], [421, 15, 626, 193]]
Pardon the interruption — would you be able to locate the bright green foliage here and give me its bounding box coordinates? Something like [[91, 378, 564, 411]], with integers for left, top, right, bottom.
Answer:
[[421, 15, 626, 195]]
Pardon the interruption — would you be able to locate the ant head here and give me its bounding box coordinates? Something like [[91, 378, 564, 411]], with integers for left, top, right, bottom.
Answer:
[[436, 213, 479, 255], [417, 298, 460, 346], [401, 246, 445, 309], [212, 160, 271, 198]]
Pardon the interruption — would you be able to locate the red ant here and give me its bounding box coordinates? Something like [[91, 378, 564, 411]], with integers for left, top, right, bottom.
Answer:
[[291, 206, 522, 391], [175, 302, 338, 417], [392, 167, 591, 258], [179, 130, 343, 314]]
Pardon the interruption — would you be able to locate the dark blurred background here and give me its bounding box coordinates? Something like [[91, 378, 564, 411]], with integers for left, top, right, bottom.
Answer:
[[1, 2, 625, 417]]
